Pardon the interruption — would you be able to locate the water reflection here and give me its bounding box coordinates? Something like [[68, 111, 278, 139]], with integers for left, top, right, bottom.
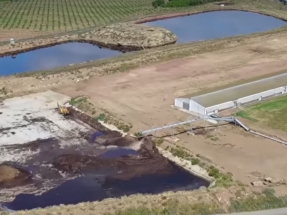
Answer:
[[0, 43, 121, 76], [145, 11, 286, 43]]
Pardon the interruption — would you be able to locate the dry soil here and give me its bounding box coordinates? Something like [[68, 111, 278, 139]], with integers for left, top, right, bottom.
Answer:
[[54, 31, 287, 185]]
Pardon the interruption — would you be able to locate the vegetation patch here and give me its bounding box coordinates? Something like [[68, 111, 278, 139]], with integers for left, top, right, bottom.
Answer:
[[206, 134, 219, 141], [0, 87, 9, 96], [69, 96, 132, 133], [153, 0, 220, 8], [0, 0, 286, 44], [153, 137, 164, 146], [236, 95, 287, 132], [108, 201, 224, 215], [106, 188, 287, 215], [168, 145, 233, 187], [229, 188, 287, 212], [0, 0, 157, 32]]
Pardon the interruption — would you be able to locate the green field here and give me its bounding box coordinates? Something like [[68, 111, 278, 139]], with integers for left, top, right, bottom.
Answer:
[[0, 0, 156, 31], [0, 0, 286, 33], [236, 95, 287, 132]]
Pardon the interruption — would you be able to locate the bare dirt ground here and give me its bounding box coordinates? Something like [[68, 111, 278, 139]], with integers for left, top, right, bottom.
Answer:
[[54, 32, 287, 185], [176, 124, 287, 184], [0, 29, 50, 42], [57, 33, 287, 130], [2, 27, 287, 215]]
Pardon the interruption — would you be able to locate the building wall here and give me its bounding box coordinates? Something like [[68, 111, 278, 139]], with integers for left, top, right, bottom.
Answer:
[[237, 87, 287, 105], [205, 86, 287, 114], [174, 98, 190, 109], [175, 86, 287, 115], [189, 99, 205, 115], [205, 101, 236, 115]]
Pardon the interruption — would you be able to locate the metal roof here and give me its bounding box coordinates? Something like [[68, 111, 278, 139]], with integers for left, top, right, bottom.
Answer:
[[191, 73, 287, 107]]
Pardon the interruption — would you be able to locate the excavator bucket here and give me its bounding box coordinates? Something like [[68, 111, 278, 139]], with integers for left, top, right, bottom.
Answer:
[[57, 102, 69, 115]]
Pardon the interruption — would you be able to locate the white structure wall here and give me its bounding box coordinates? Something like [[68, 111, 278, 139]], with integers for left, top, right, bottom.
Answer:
[[189, 99, 205, 115], [275, 87, 286, 95], [205, 101, 236, 115], [174, 85, 287, 115], [237, 87, 287, 105], [174, 98, 190, 109]]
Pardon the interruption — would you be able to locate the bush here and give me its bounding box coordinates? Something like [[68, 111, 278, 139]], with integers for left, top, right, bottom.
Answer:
[[154, 138, 164, 146], [191, 158, 200, 165], [159, 0, 221, 8], [170, 146, 191, 158], [152, 0, 165, 8], [134, 132, 143, 137], [229, 188, 287, 212]]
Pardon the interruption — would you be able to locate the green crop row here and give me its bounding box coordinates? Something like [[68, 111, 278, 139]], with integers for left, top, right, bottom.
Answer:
[[0, 0, 155, 31], [152, 0, 221, 8]]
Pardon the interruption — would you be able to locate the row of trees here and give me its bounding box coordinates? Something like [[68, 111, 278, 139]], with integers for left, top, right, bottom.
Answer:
[[152, 0, 221, 8], [0, 0, 19, 2]]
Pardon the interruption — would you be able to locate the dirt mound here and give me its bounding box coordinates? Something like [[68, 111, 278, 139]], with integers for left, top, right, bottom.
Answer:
[[68, 107, 122, 136], [0, 165, 20, 182], [88, 23, 177, 51], [52, 154, 121, 173], [102, 136, 136, 147], [0, 23, 177, 56], [0, 164, 32, 188], [52, 137, 174, 180]]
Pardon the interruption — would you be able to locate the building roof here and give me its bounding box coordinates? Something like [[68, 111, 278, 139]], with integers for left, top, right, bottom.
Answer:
[[191, 73, 287, 107]]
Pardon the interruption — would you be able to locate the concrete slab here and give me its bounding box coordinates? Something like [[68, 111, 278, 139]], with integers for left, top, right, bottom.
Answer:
[[0, 91, 93, 161]]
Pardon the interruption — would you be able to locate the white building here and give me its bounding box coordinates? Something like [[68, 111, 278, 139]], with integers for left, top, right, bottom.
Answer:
[[174, 73, 287, 115]]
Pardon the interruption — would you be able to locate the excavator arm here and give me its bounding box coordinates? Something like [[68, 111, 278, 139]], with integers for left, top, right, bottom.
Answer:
[[57, 102, 70, 115]]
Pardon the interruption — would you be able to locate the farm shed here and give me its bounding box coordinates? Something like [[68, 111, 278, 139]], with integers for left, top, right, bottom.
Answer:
[[174, 73, 287, 115]]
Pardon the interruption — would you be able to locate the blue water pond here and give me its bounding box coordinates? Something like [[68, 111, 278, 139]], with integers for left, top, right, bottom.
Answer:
[[0, 42, 121, 76], [145, 10, 286, 43], [0, 11, 285, 75]]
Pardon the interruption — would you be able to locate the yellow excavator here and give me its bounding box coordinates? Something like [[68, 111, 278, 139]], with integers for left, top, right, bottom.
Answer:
[[57, 102, 69, 115]]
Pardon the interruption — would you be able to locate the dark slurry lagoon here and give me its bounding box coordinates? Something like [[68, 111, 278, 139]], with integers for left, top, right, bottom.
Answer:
[[145, 11, 287, 43], [1, 164, 207, 211], [0, 11, 286, 75], [0, 106, 209, 211]]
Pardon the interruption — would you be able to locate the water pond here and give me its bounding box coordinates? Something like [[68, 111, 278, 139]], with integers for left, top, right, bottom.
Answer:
[[145, 10, 286, 43], [1, 160, 208, 211], [0, 11, 285, 75], [98, 148, 139, 158], [0, 42, 121, 76]]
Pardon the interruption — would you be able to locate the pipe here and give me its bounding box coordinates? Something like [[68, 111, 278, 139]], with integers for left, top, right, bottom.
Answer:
[[249, 130, 287, 145], [233, 118, 250, 131], [141, 115, 287, 146], [141, 118, 200, 135], [207, 116, 287, 145]]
